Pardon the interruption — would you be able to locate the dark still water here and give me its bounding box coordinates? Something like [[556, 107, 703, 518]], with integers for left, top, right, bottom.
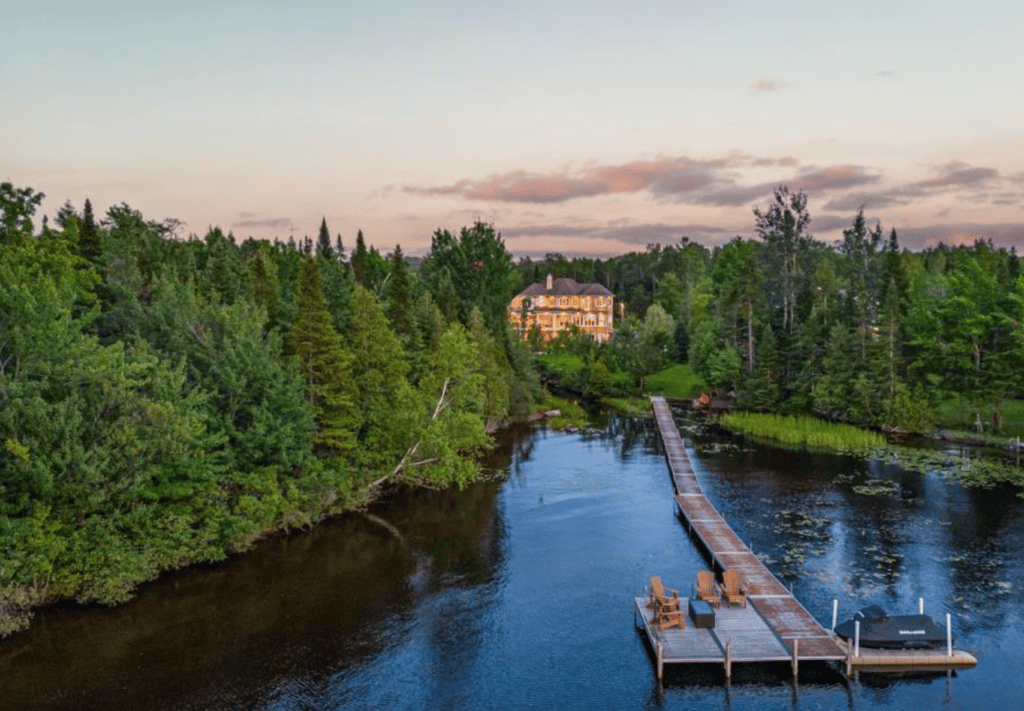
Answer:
[[2, 411, 1023, 710]]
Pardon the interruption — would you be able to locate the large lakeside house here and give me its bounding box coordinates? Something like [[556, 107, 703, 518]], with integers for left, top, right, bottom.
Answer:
[[508, 273, 614, 343]]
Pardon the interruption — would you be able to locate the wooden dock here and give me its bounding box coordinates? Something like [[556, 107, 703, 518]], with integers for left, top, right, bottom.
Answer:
[[642, 396, 977, 679], [634, 597, 801, 680]]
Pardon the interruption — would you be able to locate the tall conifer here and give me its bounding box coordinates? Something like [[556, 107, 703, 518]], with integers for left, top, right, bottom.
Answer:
[[351, 230, 369, 288], [289, 255, 359, 454], [316, 217, 334, 261], [79, 198, 102, 263], [386, 245, 417, 346]]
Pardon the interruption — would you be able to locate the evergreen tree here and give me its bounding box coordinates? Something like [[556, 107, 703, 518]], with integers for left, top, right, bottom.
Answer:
[[737, 324, 780, 411], [753, 186, 813, 400], [351, 230, 369, 289], [288, 255, 360, 454], [466, 307, 510, 424], [79, 198, 102, 264], [753, 186, 812, 333], [420, 221, 516, 331], [364, 245, 390, 295], [249, 246, 280, 326], [316, 217, 334, 261], [877, 229, 908, 405], [416, 291, 447, 353], [344, 284, 417, 470], [55, 200, 79, 233], [318, 253, 352, 334], [436, 269, 460, 324], [140, 274, 314, 474], [386, 245, 417, 348], [838, 209, 883, 362]]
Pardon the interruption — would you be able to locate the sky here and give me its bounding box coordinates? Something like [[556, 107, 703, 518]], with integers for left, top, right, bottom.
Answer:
[[3, 1, 1023, 258]]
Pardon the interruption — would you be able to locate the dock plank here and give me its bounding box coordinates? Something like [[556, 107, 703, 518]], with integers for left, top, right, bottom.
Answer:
[[649, 396, 848, 671], [642, 396, 975, 677]]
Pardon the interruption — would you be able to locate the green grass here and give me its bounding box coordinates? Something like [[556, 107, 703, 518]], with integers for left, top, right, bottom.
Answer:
[[643, 364, 708, 400], [934, 396, 1024, 439], [720, 411, 886, 453], [535, 352, 584, 373], [601, 396, 650, 416], [538, 391, 590, 430]]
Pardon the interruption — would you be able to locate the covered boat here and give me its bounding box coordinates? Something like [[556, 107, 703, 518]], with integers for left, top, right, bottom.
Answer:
[[834, 604, 952, 650]]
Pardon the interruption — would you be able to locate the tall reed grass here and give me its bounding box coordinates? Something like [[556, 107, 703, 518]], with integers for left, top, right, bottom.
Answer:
[[720, 412, 885, 452]]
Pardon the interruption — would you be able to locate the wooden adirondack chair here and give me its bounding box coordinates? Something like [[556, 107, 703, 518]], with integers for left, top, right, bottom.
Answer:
[[722, 570, 747, 607], [693, 570, 721, 607], [655, 605, 685, 630], [647, 574, 681, 613]]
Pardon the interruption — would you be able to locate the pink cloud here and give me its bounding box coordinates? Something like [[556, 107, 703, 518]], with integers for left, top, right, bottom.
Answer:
[[914, 160, 999, 189], [405, 154, 777, 205], [233, 215, 293, 231], [752, 77, 787, 92], [791, 165, 880, 192]]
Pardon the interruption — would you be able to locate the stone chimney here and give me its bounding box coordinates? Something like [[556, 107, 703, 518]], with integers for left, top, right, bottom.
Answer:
[[546, 273, 553, 290]]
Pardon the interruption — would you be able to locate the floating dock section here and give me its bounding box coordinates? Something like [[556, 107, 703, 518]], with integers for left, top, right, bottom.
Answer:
[[642, 396, 977, 678]]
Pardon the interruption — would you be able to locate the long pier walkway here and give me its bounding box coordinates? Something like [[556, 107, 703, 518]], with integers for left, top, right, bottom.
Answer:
[[647, 396, 847, 674]]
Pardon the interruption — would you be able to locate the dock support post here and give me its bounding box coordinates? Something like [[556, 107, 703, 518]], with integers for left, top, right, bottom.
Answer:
[[831, 599, 838, 631], [791, 638, 799, 677], [946, 613, 953, 657], [657, 639, 663, 680], [854, 621, 860, 658], [725, 641, 732, 679], [919, 597, 924, 614], [845, 639, 853, 675]]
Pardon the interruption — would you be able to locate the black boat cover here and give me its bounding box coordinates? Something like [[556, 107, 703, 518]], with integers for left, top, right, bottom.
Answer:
[[834, 605, 952, 650]]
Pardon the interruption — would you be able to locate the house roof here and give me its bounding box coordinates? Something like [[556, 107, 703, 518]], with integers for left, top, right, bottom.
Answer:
[[516, 276, 613, 298]]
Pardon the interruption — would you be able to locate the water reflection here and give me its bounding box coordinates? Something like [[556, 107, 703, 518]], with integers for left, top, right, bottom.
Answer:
[[1, 412, 1023, 709], [0, 475, 509, 710]]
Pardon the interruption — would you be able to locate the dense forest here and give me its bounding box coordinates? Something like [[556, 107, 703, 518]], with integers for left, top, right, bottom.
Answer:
[[1, 181, 1022, 635], [0, 182, 542, 635], [520, 187, 1023, 436]]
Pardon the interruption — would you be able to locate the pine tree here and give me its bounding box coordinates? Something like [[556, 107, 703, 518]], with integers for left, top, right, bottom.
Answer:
[[416, 291, 447, 353], [420, 221, 515, 331], [316, 217, 334, 261], [288, 255, 360, 454], [386, 245, 417, 347], [753, 186, 813, 401], [437, 269, 459, 323], [466, 306, 510, 422], [249, 246, 280, 325], [351, 230, 369, 288], [55, 200, 79, 232], [838, 209, 883, 362], [79, 198, 102, 263], [345, 284, 417, 470], [753, 187, 811, 333]]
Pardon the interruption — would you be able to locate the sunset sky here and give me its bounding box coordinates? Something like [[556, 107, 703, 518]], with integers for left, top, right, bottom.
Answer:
[[4, 1, 1023, 258]]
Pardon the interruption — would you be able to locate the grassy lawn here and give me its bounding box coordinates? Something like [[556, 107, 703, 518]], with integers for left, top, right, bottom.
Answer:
[[535, 352, 584, 372], [643, 363, 708, 400], [934, 396, 1024, 439]]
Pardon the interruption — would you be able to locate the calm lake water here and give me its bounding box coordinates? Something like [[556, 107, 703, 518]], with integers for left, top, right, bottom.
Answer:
[[2, 408, 1023, 710]]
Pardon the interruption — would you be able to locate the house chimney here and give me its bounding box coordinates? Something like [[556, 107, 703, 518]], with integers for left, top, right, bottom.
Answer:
[[546, 273, 553, 290]]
